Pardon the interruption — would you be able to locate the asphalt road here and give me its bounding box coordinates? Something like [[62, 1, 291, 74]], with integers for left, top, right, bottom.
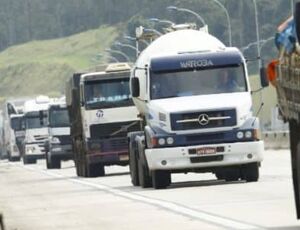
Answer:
[[0, 149, 299, 230]]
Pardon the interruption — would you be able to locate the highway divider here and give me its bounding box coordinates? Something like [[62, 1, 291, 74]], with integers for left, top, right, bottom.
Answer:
[[262, 131, 290, 149]]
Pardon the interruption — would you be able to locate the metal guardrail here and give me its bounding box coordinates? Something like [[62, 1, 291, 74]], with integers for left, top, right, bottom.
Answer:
[[262, 131, 290, 149]]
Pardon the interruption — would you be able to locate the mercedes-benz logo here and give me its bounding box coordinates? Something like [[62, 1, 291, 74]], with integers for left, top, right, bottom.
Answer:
[[198, 114, 210, 126], [96, 110, 104, 118]]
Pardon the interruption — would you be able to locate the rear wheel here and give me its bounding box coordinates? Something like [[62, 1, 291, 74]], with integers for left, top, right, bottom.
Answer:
[[241, 163, 259, 182], [152, 170, 171, 189], [129, 136, 139, 186]]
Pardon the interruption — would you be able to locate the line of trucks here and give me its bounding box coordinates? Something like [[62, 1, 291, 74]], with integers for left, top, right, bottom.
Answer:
[[0, 25, 267, 190]]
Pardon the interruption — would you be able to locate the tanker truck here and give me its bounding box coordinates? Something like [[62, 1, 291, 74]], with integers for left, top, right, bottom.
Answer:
[[128, 29, 265, 189]]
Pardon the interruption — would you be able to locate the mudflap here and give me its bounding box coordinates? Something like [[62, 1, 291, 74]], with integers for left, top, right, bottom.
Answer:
[[289, 119, 300, 219]]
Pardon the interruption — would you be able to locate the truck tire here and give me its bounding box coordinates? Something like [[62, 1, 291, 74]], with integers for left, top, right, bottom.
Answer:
[[138, 157, 152, 188], [86, 163, 105, 177], [215, 171, 225, 180], [74, 147, 82, 176], [76, 137, 86, 177], [9, 156, 20, 162], [128, 134, 140, 186], [217, 167, 240, 182], [241, 163, 259, 182], [137, 139, 152, 188], [23, 156, 36, 164], [46, 154, 61, 169], [152, 170, 171, 189]]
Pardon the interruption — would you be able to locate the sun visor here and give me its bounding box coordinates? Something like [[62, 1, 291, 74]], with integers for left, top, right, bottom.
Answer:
[[150, 51, 243, 73]]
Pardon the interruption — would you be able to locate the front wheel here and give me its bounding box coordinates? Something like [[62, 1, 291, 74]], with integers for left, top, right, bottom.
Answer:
[[23, 156, 36, 164], [46, 153, 61, 169], [129, 137, 139, 186], [241, 163, 259, 182], [138, 157, 152, 188], [152, 170, 171, 189], [215, 167, 240, 182], [9, 156, 20, 162]]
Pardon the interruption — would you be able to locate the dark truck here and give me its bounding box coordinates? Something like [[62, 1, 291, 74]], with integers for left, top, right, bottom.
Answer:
[[45, 100, 73, 169], [267, 2, 300, 218], [66, 63, 141, 177]]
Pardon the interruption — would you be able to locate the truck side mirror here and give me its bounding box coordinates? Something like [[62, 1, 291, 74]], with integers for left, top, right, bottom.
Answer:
[[39, 111, 44, 125], [131, 77, 140, 97], [260, 66, 269, 88]]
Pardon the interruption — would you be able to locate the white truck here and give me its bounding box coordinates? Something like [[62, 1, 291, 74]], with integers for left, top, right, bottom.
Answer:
[[128, 29, 264, 189], [22, 96, 51, 164], [2, 100, 19, 160], [66, 63, 141, 177], [7, 114, 24, 161], [45, 98, 72, 169]]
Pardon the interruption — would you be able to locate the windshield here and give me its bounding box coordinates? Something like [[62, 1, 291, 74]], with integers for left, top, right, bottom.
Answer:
[[25, 116, 47, 129], [49, 108, 70, 127], [11, 117, 23, 131], [150, 65, 247, 100], [84, 78, 133, 109]]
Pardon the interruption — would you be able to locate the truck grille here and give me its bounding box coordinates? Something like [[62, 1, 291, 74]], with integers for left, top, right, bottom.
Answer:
[[55, 135, 71, 145], [34, 135, 48, 141], [90, 121, 141, 139], [170, 109, 236, 131], [100, 137, 128, 152]]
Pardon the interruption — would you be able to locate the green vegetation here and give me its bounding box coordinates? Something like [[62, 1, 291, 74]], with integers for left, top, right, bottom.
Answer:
[[0, 25, 119, 100]]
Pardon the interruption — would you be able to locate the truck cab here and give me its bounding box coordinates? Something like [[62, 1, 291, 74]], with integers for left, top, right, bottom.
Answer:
[[45, 99, 72, 169], [129, 29, 264, 189], [22, 96, 51, 164], [67, 63, 141, 177]]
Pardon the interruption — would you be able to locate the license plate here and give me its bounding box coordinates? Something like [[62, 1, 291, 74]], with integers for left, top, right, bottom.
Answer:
[[119, 155, 129, 161], [196, 147, 216, 155]]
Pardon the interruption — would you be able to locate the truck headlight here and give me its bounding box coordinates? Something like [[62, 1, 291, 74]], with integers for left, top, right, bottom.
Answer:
[[237, 131, 244, 139], [26, 146, 35, 154], [51, 137, 60, 144], [166, 137, 174, 145], [245, 131, 252, 138], [158, 138, 166, 145]]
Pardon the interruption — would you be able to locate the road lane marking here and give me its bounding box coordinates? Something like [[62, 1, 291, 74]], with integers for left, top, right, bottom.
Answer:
[[16, 163, 265, 230]]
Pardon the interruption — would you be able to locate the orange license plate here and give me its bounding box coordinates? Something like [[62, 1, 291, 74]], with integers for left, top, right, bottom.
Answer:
[[196, 147, 216, 155]]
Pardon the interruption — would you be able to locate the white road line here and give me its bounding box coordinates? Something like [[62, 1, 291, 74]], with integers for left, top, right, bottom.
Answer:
[[19, 163, 264, 230]]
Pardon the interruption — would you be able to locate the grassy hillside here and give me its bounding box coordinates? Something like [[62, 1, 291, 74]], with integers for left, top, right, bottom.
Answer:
[[0, 25, 119, 100]]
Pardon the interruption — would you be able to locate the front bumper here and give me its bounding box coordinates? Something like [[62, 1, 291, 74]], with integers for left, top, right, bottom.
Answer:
[[145, 141, 264, 171], [86, 137, 129, 165], [49, 144, 73, 160], [24, 143, 46, 158]]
